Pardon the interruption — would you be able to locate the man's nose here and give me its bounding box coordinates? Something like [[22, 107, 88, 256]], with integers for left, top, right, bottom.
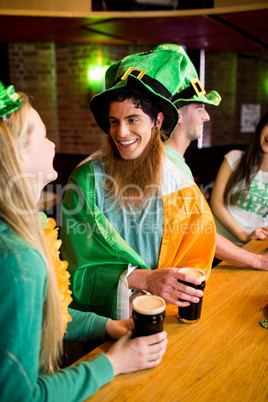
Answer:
[[116, 121, 129, 136], [203, 110, 210, 122]]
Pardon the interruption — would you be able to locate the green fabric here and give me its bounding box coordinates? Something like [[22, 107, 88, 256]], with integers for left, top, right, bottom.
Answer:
[[65, 308, 110, 343], [170, 44, 221, 107], [164, 146, 194, 181], [0, 218, 114, 401], [61, 160, 150, 319]]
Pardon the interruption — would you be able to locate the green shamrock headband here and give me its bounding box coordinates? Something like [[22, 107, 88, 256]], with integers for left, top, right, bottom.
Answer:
[[0, 82, 22, 119]]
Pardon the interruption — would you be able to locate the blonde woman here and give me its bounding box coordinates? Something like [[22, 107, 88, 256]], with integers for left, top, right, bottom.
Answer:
[[0, 83, 167, 401]]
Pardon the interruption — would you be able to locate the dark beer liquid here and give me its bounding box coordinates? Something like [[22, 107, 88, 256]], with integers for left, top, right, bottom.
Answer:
[[178, 280, 206, 322], [132, 310, 166, 338]]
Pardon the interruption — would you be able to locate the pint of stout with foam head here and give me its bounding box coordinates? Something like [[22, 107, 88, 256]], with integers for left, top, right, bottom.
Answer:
[[178, 268, 206, 324], [132, 295, 166, 337]]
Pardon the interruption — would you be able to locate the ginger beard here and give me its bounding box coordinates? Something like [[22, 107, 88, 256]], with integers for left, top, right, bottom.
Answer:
[[102, 126, 164, 207]]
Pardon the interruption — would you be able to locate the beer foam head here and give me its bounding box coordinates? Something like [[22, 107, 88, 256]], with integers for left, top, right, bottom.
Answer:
[[178, 268, 206, 281], [133, 295, 166, 315]]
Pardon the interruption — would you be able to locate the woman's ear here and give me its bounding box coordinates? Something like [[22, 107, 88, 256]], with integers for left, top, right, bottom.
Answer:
[[18, 147, 26, 165], [155, 112, 164, 129]]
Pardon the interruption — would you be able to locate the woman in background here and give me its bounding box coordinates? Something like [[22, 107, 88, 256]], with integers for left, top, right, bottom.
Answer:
[[0, 83, 167, 401], [210, 111, 268, 246]]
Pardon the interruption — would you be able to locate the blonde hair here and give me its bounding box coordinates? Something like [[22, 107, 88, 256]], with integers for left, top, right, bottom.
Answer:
[[0, 94, 63, 373]]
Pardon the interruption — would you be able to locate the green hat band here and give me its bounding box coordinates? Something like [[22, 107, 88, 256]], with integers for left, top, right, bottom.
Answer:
[[0, 82, 22, 119]]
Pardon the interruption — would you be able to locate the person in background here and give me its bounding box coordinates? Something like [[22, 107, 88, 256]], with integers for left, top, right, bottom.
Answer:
[[0, 83, 167, 402], [210, 111, 268, 247], [164, 57, 268, 269], [61, 44, 216, 320]]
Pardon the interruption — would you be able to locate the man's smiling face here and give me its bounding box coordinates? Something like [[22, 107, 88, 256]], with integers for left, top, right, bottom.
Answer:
[[109, 98, 160, 160]]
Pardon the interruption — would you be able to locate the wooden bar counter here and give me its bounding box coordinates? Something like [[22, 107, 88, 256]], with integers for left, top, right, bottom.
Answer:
[[78, 240, 268, 402]]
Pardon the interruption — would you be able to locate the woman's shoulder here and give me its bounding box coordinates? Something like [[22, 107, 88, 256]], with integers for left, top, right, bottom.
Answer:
[[0, 219, 32, 249], [225, 149, 244, 170], [0, 220, 46, 279]]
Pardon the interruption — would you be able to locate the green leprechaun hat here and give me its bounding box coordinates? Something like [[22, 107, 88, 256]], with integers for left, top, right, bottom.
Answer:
[[90, 44, 194, 136], [0, 82, 22, 119], [169, 48, 221, 107]]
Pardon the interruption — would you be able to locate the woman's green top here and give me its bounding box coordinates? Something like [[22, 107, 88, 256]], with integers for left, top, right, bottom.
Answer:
[[0, 219, 114, 401]]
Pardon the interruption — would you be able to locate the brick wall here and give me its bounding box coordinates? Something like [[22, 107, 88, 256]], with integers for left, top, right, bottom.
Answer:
[[8, 42, 149, 155], [7, 43, 268, 154], [235, 55, 268, 144], [8, 43, 59, 146], [205, 51, 268, 146], [55, 43, 149, 154], [204, 52, 238, 146], [55, 43, 106, 154]]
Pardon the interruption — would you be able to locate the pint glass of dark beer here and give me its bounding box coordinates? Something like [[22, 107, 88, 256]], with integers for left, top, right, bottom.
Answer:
[[178, 268, 206, 324], [132, 295, 166, 337]]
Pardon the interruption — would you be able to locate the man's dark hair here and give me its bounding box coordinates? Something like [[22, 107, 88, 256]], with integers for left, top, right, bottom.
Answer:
[[108, 87, 160, 125]]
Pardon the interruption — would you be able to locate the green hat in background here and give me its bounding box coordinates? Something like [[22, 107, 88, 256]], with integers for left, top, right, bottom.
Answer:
[[90, 44, 193, 136], [171, 50, 221, 108], [0, 82, 21, 119]]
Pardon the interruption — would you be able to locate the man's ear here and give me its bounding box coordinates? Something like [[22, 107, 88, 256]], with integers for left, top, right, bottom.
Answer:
[[155, 112, 164, 129]]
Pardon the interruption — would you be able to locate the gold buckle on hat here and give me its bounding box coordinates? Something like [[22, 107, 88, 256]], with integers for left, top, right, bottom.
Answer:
[[191, 78, 206, 97], [121, 67, 147, 81]]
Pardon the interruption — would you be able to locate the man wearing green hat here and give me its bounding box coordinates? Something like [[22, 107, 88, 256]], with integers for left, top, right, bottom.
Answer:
[[164, 53, 221, 179], [61, 44, 216, 320], [164, 57, 268, 270]]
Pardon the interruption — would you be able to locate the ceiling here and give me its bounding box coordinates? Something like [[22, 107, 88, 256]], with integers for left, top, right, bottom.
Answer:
[[0, 7, 268, 55]]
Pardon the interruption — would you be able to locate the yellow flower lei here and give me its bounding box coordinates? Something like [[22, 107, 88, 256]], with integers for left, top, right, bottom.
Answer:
[[41, 213, 72, 334]]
